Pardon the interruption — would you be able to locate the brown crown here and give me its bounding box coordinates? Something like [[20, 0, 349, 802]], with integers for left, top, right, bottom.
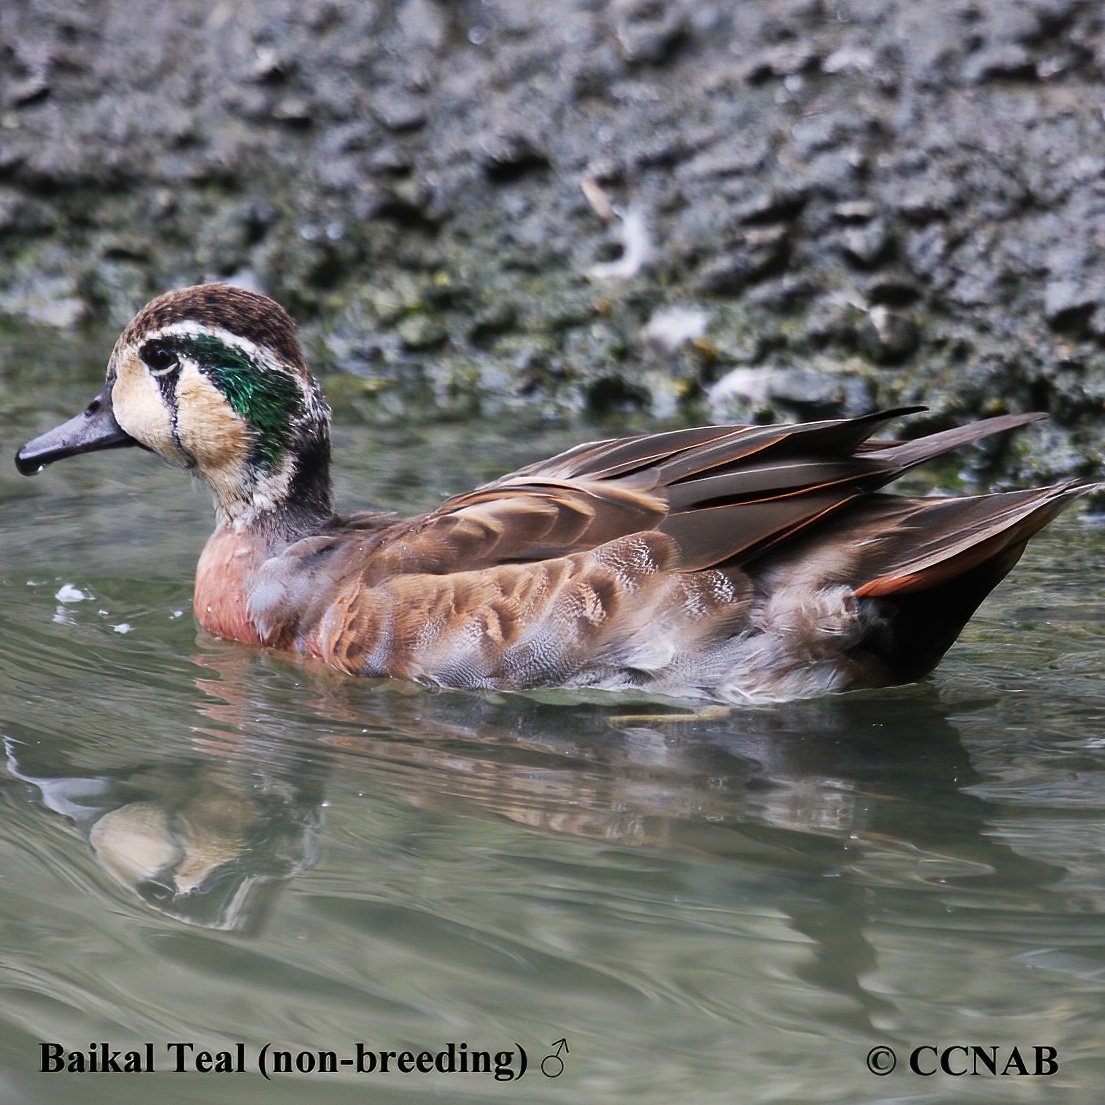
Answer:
[[120, 284, 306, 374]]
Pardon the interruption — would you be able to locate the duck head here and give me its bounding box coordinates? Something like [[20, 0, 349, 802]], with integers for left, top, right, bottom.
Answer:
[[16, 284, 333, 534]]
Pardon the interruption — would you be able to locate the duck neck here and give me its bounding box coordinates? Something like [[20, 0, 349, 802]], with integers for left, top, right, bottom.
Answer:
[[210, 426, 335, 545]]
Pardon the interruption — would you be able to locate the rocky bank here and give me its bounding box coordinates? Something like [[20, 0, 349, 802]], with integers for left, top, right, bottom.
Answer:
[[2, 0, 1104, 482]]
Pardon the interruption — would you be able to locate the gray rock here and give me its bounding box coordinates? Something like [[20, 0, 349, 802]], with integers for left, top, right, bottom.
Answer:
[[709, 363, 872, 420], [478, 131, 550, 181], [963, 44, 1037, 83], [860, 306, 921, 365], [841, 220, 892, 268], [397, 313, 449, 351], [832, 200, 879, 224], [371, 91, 427, 133], [397, 0, 448, 51], [696, 227, 790, 294], [865, 273, 922, 307], [614, 2, 688, 66], [9, 75, 50, 107], [741, 42, 820, 83], [1044, 280, 1098, 332]]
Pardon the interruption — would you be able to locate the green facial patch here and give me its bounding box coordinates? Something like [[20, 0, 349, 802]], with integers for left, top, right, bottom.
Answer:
[[180, 334, 301, 469]]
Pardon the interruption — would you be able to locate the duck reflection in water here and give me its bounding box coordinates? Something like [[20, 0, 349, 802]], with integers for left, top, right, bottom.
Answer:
[[4, 686, 326, 933], [3, 639, 1062, 1036]]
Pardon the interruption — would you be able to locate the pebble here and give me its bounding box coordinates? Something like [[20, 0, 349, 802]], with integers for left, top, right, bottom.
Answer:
[[371, 91, 427, 133], [1044, 279, 1098, 331], [861, 306, 921, 365], [478, 131, 550, 181]]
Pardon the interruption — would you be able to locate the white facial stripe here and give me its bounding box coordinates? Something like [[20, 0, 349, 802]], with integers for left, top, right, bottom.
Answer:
[[139, 321, 286, 375]]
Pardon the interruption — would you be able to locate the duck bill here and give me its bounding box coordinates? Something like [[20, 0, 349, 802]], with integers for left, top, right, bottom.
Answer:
[[15, 382, 137, 476]]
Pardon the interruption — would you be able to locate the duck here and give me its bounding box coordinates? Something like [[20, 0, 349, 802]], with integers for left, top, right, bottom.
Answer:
[[15, 283, 1094, 703]]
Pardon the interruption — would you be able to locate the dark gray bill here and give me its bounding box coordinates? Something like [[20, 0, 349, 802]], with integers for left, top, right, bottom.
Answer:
[[15, 383, 136, 476]]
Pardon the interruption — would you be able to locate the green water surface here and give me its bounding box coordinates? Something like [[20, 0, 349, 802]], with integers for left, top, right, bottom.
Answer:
[[2, 324, 1104, 1105]]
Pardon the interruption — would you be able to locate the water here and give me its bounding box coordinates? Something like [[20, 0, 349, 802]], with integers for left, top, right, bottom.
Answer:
[[2, 325, 1105, 1105]]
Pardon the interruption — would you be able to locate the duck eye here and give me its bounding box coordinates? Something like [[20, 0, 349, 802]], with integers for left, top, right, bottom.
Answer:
[[141, 344, 179, 376]]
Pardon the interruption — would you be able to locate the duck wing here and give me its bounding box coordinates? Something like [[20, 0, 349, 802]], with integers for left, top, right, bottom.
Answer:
[[249, 408, 1088, 696], [354, 408, 1044, 575]]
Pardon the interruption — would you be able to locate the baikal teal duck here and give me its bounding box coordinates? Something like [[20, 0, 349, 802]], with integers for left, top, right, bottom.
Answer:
[[15, 284, 1097, 703]]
